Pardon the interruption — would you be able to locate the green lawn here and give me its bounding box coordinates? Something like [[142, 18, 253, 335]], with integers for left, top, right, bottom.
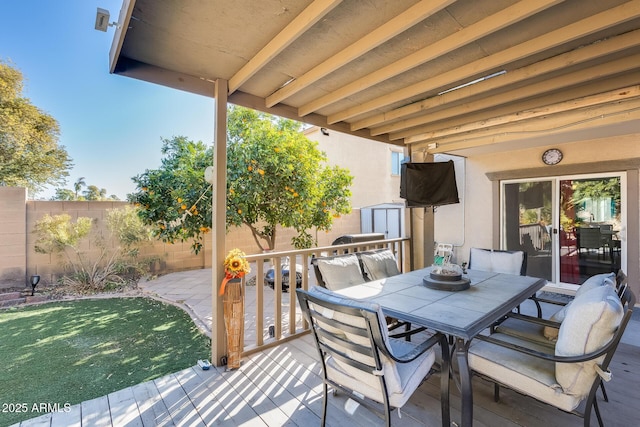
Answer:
[[0, 297, 211, 426]]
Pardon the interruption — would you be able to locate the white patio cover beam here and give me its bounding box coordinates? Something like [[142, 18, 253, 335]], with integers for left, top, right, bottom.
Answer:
[[359, 29, 640, 133], [303, 0, 559, 120]]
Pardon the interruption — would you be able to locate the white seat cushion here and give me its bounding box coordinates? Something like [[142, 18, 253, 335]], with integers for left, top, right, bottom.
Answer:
[[491, 251, 524, 275], [469, 248, 493, 271], [544, 272, 616, 341], [469, 248, 524, 275], [469, 333, 581, 411], [358, 249, 401, 281], [308, 286, 435, 408], [575, 272, 616, 298], [326, 335, 436, 408], [494, 317, 556, 348], [555, 285, 623, 397], [315, 254, 365, 290]]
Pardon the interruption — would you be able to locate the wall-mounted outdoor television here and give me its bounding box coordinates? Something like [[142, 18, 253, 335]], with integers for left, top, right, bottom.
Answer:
[[400, 160, 459, 208]]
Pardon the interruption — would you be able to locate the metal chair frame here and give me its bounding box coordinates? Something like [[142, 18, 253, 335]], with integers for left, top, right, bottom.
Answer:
[[473, 284, 635, 427], [311, 253, 426, 340], [296, 288, 450, 427]]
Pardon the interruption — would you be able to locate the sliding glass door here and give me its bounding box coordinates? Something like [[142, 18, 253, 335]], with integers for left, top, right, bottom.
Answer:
[[502, 173, 625, 285]]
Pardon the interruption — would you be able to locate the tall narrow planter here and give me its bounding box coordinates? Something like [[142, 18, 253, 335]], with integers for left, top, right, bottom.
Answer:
[[222, 278, 244, 369]]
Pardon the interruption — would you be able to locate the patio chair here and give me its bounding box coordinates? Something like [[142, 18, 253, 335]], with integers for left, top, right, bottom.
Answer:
[[468, 282, 635, 427], [491, 271, 626, 403], [311, 253, 367, 291], [311, 251, 425, 339], [495, 271, 625, 342], [296, 287, 450, 427], [468, 247, 532, 314], [578, 226, 603, 258], [468, 247, 527, 275]]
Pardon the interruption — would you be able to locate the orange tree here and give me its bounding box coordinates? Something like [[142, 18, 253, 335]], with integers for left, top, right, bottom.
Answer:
[[129, 136, 213, 253], [128, 107, 353, 253], [226, 106, 352, 250]]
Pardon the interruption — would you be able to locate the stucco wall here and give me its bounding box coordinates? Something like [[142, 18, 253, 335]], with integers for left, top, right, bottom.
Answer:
[[0, 187, 27, 287], [429, 133, 640, 296], [305, 127, 406, 209], [0, 190, 362, 288]]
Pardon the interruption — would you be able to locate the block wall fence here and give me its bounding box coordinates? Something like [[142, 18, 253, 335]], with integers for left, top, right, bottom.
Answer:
[[0, 187, 360, 289]]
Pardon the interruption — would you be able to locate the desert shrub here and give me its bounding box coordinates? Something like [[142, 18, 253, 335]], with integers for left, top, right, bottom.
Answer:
[[33, 206, 158, 292]]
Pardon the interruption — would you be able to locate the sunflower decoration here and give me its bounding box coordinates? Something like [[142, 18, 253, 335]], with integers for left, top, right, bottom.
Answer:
[[219, 248, 250, 295]]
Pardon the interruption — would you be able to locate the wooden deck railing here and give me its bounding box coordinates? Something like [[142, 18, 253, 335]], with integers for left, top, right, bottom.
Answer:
[[240, 237, 411, 356]]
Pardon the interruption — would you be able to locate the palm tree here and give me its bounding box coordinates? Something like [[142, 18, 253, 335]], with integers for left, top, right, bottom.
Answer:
[[73, 177, 86, 200]]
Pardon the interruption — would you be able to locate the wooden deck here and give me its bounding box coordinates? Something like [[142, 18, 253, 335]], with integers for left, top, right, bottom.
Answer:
[[13, 328, 640, 427]]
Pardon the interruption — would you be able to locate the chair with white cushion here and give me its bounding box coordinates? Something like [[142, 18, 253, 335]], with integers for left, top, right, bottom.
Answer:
[[469, 282, 635, 427], [495, 271, 623, 343], [491, 271, 625, 403], [296, 286, 450, 427], [311, 253, 367, 291], [311, 251, 424, 339], [468, 247, 527, 275], [357, 248, 402, 281], [468, 247, 532, 314]]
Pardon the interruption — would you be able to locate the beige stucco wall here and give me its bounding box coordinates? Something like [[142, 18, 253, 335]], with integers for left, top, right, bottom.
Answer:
[[0, 187, 27, 287], [305, 127, 406, 208], [0, 191, 362, 289], [428, 133, 640, 296]]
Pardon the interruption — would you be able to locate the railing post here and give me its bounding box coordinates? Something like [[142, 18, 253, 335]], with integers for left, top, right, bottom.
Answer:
[[211, 78, 228, 367]]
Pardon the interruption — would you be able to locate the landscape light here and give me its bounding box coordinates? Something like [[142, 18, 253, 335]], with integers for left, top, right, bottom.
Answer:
[[30, 275, 40, 296]]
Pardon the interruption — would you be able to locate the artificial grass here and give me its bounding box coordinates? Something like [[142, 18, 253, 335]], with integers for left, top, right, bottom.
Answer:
[[0, 297, 211, 426]]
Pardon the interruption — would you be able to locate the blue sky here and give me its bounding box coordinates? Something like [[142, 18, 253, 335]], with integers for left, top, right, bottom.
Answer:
[[1, 0, 215, 200]]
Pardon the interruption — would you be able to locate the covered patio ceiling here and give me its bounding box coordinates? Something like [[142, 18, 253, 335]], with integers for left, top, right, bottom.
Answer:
[[108, 0, 640, 156]]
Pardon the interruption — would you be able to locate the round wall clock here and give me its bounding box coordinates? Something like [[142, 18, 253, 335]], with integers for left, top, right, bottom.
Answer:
[[542, 148, 563, 165]]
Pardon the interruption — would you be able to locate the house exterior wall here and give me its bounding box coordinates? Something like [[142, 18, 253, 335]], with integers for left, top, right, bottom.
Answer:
[[305, 127, 406, 209], [427, 133, 640, 297]]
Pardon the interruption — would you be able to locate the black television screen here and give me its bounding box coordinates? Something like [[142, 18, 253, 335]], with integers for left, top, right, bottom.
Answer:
[[400, 161, 459, 208]]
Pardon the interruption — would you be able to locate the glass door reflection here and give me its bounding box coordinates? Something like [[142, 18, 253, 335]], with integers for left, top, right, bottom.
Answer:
[[502, 175, 623, 285], [503, 181, 553, 281], [560, 177, 621, 284]]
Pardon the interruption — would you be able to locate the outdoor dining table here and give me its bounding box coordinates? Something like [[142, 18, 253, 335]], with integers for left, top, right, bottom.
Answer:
[[333, 266, 546, 427]]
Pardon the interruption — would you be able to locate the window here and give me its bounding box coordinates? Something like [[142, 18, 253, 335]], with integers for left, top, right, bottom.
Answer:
[[391, 151, 405, 176]]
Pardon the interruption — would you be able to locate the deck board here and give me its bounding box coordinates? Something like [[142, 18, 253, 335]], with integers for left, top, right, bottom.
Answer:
[[108, 387, 144, 427], [130, 379, 174, 427], [154, 373, 205, 426], [11, 332, 640, 427], [50, 404, 81, 427], [80, 396, 111, 427], [173, 368, 232, 426]]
